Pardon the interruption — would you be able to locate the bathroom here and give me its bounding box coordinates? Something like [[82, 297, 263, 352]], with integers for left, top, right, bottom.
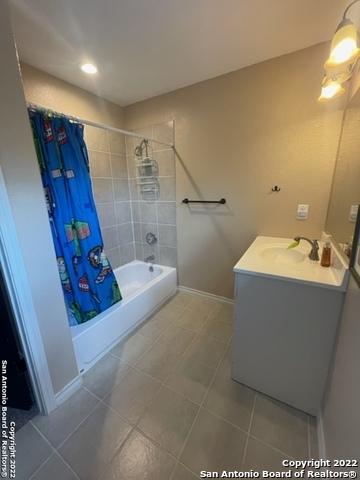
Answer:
[[0, 0, 359, 478]]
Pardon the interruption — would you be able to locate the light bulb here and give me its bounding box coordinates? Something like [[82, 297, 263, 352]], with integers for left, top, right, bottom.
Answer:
[[326, 21, 359, 67], [80, 63, 98, 74], [318, 81, 345, 101], [330, 37, 358, 64]]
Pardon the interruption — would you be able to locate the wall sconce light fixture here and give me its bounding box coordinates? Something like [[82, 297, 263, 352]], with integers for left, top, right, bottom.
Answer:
[[319, 0, 360, 100]]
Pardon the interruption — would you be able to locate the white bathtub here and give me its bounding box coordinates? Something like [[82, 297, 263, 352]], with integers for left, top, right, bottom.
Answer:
[[71, 260, 177, 373]]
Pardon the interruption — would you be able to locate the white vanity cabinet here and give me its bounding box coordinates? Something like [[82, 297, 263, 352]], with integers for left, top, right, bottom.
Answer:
[[231, 236, 348, 415]]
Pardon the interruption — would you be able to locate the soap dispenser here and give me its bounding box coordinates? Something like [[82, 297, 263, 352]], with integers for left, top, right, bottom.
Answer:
[[321, 241, 332, 267]]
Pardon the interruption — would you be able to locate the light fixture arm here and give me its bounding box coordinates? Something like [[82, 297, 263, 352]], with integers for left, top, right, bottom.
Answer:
[[343, 0, 360, 20]]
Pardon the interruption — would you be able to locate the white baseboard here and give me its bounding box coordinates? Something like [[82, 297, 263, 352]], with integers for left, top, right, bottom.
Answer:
[[55, 375, 83, 407], [178, 285, 234, 304], [317, 412, 327, 460]]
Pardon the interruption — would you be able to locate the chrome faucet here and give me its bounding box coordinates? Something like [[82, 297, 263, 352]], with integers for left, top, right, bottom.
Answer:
[[294, 236, 320, 261], [145, 254, 155, 272]]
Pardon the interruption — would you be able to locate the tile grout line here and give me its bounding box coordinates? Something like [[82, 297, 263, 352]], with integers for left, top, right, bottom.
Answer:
[[170, 320, 234, 477], [125, 143, 137, 262], [96, 295, 222, 478], [109, 308, 180, 367], [26, 431, 56, 480], [124, 298, 230, 400], [44, 391, 294, 479], [80, 364, 191, 474], [123, 294, 298, 469], [154, 169, 161, 261], [175, 460, 200, 478], [49, 294, 228, 478], [25, 286, 207, 478], [247, 433, 297, 461], [125, 298, 206, 391], [160, 298, 224, 385], [44, 389, 103, 452], [107, 130, 121, 265], [58, 386, 136, 478], [34, 294, 296, 479], [241, 392, 258, 469], [40, 292, 303, 477], [29, 422, 81, 480], [307, 414, 311, 459]]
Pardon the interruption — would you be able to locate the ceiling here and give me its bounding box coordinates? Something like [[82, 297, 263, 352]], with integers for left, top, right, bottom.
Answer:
[[10, 0, 350, 107]]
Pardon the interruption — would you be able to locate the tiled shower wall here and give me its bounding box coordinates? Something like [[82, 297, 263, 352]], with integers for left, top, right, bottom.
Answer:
[[126, 120, 177, 267], [85, 126, 136, 268], [84, 120, 177, 269]]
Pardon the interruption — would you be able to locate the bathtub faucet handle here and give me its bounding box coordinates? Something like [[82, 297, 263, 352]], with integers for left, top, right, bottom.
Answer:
[[145, 232, 157, 245], [145, 255, 155, 263]]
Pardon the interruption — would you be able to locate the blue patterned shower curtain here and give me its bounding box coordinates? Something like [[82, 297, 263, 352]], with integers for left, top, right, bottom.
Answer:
[[29, 109, 121, 325]]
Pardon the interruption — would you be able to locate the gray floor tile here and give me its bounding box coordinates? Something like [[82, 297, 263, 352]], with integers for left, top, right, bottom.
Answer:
[[103, 430, 176, 479], [19, 293, 315, 479], [83, 353, 129, 398], [172, 463, 198, 480], [59, 403, 132, 480], [243, 437, 289, 471], [30, 453, 78, 480], [184, 334, 227, 370], [103, 367, 161, 424], [158, 298, 188, 320], [135, 339, 183, 381], [138, 386, 199, 457], [173, 306, 210, 332], [158, 325, 196, 354], [181, 408, 246, 474], [211, 302, 234, 325], [136, 311, 173, 340], [203, 354, 255, 430], [201, 315, 233, 343], [32, 388, 98, 447], [189, 296, 221, 315], [14, 422, 53, 480], [136, 320, 165, 341], [165, 356, 214, 405], [168, 291, 196, 309], [110, 331, 155, 365], [251, 395, 309, 459], [309, 416, 319, 459]]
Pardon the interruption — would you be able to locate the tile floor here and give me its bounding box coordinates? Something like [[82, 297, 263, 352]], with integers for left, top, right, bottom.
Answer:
[[14, 291, 319, 479]]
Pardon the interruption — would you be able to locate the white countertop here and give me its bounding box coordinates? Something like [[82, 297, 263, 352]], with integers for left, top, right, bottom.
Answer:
[[233, 236, 349, 290]]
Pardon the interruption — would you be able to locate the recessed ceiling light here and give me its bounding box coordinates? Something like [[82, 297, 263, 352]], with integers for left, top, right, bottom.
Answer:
[[80, 63, 98, 74]]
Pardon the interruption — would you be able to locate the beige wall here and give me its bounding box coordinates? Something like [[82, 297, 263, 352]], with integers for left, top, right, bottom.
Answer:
[[125, 42, 345, 298], [0, 3, 78, 396], [21, 62, 124, 128]]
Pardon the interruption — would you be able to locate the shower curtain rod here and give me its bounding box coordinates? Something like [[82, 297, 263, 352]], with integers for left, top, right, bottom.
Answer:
[[26, 102, 174, 149]]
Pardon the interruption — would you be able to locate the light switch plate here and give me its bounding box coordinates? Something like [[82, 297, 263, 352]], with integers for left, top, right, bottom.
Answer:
[[297, 204, 309, 220], [349, 204, 359, 223]]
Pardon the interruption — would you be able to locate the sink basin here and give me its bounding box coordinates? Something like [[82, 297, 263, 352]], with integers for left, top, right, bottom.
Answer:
[[260, 245, 305, 264], [233, 236, 348, 289]]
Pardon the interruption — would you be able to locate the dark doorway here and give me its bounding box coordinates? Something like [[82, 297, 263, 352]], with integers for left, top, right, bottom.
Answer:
[[0, 265, 38, 429]]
